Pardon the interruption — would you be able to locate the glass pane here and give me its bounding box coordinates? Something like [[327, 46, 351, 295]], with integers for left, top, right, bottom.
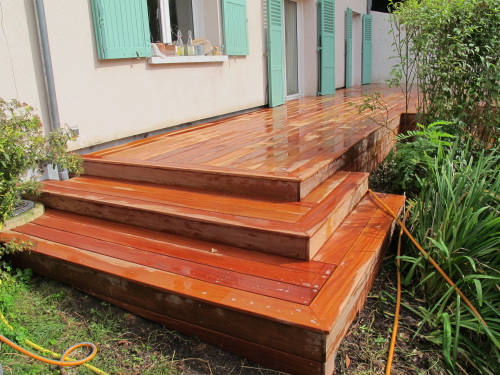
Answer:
[[284, 0, 298, 97], [169, 0, 194, 41]]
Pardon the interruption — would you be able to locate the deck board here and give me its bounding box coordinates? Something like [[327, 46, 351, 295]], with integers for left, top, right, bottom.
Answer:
[[1, 85, 413, 375], [2, 192, 404, 374], [82, 85, 417, 200], [39, 171, 369, 260]]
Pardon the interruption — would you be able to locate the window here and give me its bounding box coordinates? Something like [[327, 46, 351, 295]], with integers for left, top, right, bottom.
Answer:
[[91, 0, 249, 60], [148, 0, 206, 45]]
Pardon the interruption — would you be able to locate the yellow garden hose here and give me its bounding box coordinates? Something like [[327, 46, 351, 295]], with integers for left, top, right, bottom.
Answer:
[[0, 311, 108, 374], [366, 190, 488, 374], [385, 205, 408, 375]]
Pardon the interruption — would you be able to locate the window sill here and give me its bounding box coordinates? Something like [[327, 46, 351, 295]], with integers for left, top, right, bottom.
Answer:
[[148, 55, 228, 64]]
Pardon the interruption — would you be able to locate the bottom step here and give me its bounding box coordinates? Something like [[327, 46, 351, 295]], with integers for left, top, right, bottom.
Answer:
[[2, 193, 404, 375]]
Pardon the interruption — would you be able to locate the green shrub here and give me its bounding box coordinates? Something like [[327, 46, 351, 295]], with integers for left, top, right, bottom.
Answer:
[[372, 121, 455, 193], [402, 141, 500, 374], [390, 0, 500, 146], [0, 99, 83, 226]]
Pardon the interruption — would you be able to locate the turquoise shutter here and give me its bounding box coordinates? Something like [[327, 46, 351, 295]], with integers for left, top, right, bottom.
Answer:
[[267, 0, 285, 107], [362, 14, 373, 84], [222, 0, 249, 55], [318, 0, 336, 95], [345, 8, 353, 88], [90, 0, 151, 59]]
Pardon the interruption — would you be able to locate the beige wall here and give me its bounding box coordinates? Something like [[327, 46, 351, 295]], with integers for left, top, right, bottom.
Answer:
[[46, 0, 267, 150], [335, 0, 369, 88], [0, 0, 51, 132], [371, 11, 396, 84], [1, 1, 267, 151], [1, 0, 370, 151]]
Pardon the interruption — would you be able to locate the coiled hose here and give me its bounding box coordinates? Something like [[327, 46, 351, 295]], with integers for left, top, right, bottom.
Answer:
[[0, 311, 108, 374]]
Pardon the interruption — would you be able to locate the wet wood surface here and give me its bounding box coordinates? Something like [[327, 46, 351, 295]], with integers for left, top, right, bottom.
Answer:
[[2, 192, 403, 375], [84, 85, 416, 200], [38, 171, 368, 260], [2, 85, 412, 375]]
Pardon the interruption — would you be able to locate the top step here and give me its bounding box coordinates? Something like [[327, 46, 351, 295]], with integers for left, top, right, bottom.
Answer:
[[83, 87, 410, 201]]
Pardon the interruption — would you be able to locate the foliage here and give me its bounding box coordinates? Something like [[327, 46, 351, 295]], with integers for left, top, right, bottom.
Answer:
[[375, 121, 456, 193], [389, 0, 500, 146], [0, 272, 178, 374], [401, 141, 500, 374], [0, 99, 83, 226]]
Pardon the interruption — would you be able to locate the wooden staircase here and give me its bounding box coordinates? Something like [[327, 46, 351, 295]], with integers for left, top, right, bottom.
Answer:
[[1, 86, 412, 375]]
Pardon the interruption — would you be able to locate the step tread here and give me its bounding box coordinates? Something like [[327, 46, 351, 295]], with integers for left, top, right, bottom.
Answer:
[[2, 192, 404, 332], [40, 171, 369, 259]]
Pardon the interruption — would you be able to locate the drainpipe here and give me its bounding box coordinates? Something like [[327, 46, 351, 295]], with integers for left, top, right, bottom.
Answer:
[[34, 0, 60, 131]]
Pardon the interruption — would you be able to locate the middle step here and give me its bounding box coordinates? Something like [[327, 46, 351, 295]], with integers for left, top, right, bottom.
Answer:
[[38, 171, 368, 260]]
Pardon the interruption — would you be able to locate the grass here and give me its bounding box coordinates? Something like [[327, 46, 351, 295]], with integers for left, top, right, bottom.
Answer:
[[0, 272, 178, 375], [0, 267, 290, 375], [0, 244, 451, 375]]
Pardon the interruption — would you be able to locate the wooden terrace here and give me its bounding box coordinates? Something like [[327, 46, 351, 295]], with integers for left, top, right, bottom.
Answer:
[[2, 84, 415, 374]]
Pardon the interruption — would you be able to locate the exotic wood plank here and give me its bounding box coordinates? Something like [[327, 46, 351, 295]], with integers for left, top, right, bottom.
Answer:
[[3, 234, 327, 363], [83, 158, 301, 201], [16, 223, 317, 304], [30, 212, 330, 290], [83, 85, 417, 200], [39, 209, 335, 276], [39, 170, 370, 260]]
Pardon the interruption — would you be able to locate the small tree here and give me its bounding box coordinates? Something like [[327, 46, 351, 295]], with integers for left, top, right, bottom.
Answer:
[[0, 99, 83, 226], [390, 0, 500, 145]]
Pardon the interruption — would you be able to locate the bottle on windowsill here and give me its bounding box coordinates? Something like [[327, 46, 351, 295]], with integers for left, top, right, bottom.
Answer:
[[186, 30, 195, 56], [175, 30, 184, 56]]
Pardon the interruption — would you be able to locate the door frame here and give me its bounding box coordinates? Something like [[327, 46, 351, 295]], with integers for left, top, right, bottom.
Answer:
[[283, 0, 304, 101]]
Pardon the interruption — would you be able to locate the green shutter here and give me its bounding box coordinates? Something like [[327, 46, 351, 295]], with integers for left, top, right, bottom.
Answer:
[[345, 8, 353, 88], [91, 0, 151, 60], [222, 0, 249, 56], [362, 14, 373, 84], [267, 0, 285, 107], [318, 0, 335, 95]]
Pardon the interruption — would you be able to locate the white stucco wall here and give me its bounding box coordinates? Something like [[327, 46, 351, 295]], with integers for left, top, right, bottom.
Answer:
[[1, 1, 372, 151], [371, 11, 396, 84], [0, 0, 50, 132], [1, 1, 268, 151], [335, 0, 368, 88]]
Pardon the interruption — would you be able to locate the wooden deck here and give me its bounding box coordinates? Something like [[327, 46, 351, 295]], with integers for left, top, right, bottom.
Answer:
[[84, 84, 414, 201], [1, 85, 414, 374]]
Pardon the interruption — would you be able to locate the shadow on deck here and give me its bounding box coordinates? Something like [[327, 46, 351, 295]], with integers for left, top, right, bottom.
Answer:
[[2, 84, 416, 375]]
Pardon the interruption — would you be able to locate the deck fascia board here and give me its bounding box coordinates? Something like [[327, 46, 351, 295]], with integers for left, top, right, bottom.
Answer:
[[2, 231, 327, 333]]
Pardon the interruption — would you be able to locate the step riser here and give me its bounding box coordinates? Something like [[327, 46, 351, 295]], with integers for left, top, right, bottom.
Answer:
[[308, 177, 368, 259], [39, 192, 311, 259], [39, 174, 367, 260], [83, 159, 301, 202], [83, 121, 393, 203]]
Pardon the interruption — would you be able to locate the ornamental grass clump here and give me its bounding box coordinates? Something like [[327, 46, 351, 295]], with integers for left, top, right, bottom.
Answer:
[[0, 98, 83, 226], [402, 142, 499, 374]]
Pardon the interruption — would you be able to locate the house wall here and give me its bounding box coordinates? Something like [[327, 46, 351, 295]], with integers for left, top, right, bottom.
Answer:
[[335, 0, 368, 88], [0, 0, 50, 132], [1, 0, 268, 151], [371, 11, 396, 84], [1, 1, 372, 152]]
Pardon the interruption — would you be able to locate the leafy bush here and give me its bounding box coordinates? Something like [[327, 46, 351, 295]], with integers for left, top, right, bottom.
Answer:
[[0, 99, 83, 226], [402, 141, 500, 374], [373, 121, 455, 193], [390, 0, 500, 146]]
